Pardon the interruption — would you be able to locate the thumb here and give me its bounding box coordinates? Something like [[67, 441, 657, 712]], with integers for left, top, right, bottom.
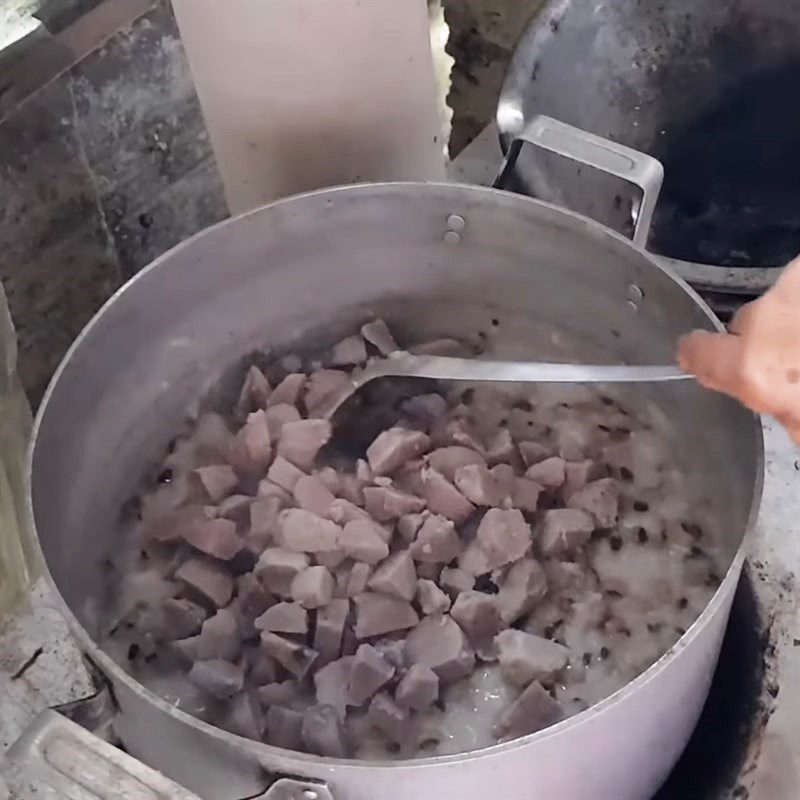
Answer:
[[678, 330, 747, 400], [775, 411, 800, 446]]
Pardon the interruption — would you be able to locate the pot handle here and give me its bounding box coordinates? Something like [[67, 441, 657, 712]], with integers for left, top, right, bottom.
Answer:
[[3, 711, 337, 800], [256, 778, 336, 800], [494, 115, 664, 248], [1, 709, 202, 799]]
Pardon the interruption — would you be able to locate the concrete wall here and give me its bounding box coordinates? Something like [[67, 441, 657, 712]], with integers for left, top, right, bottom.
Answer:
[[0, 1, 227, 403]]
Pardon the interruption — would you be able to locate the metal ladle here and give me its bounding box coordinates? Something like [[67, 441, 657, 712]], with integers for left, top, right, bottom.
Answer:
[[325, 350, 690, 420]]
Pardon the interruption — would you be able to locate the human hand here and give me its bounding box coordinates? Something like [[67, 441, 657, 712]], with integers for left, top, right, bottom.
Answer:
[[678, 257, 800, 444]]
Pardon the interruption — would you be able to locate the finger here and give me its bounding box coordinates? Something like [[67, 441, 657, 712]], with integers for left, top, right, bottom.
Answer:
[[774, 411, 800, 446], [728, 300, 757, 335], [677, 331, 747, 399], [775, 257, 800, 298], [730, 262, 800, 335]]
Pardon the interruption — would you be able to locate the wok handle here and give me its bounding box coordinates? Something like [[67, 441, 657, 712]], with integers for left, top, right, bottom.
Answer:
[[494, 115, 664, 248]]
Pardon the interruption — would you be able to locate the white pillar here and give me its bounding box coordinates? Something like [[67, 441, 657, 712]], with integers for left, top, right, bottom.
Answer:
[[171, 0, 447, 215]]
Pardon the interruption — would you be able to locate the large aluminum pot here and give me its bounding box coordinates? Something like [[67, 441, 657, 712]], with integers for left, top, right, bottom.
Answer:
[[27, 182, 762, 800]]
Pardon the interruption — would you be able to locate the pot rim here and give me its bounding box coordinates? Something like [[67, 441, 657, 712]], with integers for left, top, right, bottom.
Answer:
[[25, 181, 765, 771]]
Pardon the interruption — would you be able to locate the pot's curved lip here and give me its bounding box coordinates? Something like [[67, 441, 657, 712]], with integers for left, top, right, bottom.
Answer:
[[654, 255, 783, 294], [496, 0, 784, 295], [26, 180, 764, 774]]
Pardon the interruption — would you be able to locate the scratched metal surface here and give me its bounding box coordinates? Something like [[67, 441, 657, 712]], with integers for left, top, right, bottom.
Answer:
[[739, 422, 800, 799], [0, 581, 94, 756]]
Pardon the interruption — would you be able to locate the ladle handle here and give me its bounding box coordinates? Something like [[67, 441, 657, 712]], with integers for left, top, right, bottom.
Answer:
[[495, 115, 664, 248], [367, 352, 689, 384]]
